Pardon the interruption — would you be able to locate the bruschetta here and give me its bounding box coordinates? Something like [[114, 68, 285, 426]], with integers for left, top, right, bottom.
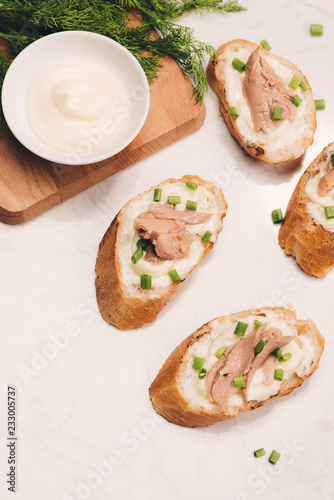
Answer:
[[95, 175, 227, 330], [149, 306, 324, 427], [207, 39, 316, 164]]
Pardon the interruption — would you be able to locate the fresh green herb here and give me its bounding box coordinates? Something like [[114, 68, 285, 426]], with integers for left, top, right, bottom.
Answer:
[[168, 268, 181, 283], [186, 179, 198, 191], [268, 450, 281, 464], [292, 95, 302, 107], [299, 80, 307, 92], [310, 24, 323, 36], [0, 0, 245, 114], [167, 195, 181, 205], [254, 340, 267, 354], [198, 368, 207, 379], [324, 206, 334, 219], [274, 368, 283, 381], [214, 346, 227, 359], [234, 321, 248, 336], [229, 106, 239, 119], [153, 188, 162, 202], [331, 153, 334, 166], [131, 247, 144, 264], [201, 231, 212, 243], [254, 448, 266, 458], [233, 376, 246, 387], [261, 40, 271, 51], [136, 239, 147, 250], [276, 348, 292, 362], [140, 274, 152, 290], [232, 57, 246, 72], [272, 107, 282, 121], [289, 74, 302, 89], [271, 209, 284, 224], [186, 200, 197, 211], [315, 99, 325, 110], [254, 320, 262, 328], [192, 356, 206, 370]]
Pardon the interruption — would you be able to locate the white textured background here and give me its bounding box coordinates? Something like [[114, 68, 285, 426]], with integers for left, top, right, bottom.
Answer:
[[1, 1, 334, 499]]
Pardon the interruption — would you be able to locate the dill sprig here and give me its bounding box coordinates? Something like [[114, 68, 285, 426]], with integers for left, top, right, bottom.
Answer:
[[0, 0, 245, 107]]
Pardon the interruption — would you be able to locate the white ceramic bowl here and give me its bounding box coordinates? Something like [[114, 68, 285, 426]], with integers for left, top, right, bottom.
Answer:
[[1, 31, 150, 165]]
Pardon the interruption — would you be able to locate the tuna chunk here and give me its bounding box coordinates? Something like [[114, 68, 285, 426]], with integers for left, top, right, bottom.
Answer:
[[318, 161, 334, 197], [243, 47, 297, 133], [148, 203, 212, 224]]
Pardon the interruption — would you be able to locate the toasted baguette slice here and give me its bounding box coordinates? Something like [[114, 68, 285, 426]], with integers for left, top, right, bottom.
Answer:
[[207, 39, 316, 164], [149, 307, 324, 427], [95, 175, 227, 330], [279, 142, 334, 277]]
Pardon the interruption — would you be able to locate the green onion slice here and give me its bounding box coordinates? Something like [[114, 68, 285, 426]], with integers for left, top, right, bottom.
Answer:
[[140, 274, 152, 290], [234, 321, 248, 336], [153, 188, 162, 202], [331, 153, 334, 166], [289, 74, 302, 89], [229, 106, 239, 119], [272, 107, 282, 121], [261, 40, 271, 51], [233, 376, 246, 388], [324, 206, 334, 219], [232, 58, 246, 72], [310, 24, 323, 36], [292, 95, 302, 107], [136, 239, 147, 250], [167, 196, 181, 205], [186, 200, 197, 211], [201, 231, 212, 243], [131, 247, 144, 264], [274, 368, 284, 381], [186, 180, 198, 191], [271, 208, 284, 224], [315, 99, 325, 110], [168, 269, 181, 283], [299, 80, 307, 92], [254, 448, 266, 458], [255, 340, 267, 354], [198, 368, 207, 379], [215, 346, 227, 359], [254, 320, 262, 328], [268, 450, 281, 464], [276, 349, 292, 362], [192, 357, 206, 371]]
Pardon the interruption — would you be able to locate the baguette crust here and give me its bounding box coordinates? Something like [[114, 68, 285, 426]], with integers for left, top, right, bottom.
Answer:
[[279, 143, 334, 277], [149, 307, 324, 427], [95, 175, 227, 330], [207, 39, 316, 164]]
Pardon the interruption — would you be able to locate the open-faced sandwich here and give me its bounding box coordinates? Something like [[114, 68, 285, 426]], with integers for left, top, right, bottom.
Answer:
[[279, 142, 334, 277], [95, 175, 227, 330], [149, 306, 324, 427], [207, 39, 316, 164]]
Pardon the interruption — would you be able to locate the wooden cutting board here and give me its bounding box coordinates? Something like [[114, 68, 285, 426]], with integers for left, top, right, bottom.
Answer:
[[0, 51, 205, 225]]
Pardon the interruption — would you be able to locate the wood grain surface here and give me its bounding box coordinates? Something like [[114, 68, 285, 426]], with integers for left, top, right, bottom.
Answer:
[[0, 52, 206, 225]]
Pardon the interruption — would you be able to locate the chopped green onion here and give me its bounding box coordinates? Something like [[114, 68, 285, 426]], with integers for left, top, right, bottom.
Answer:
[[289, 74, 302, 89], [198, 368, 207, 379], [201, 231, 212, 243], [233, 376, 246, 388], [232, 58, 246, 72], [186, 200, 197, 211], [331, 153, 334, 166], [254, 320, 262, 328], [192, 357, 206, 370], [299, 80, 307, 92], [186, 180, 198, 191], [324, 206, 334, 219], [261, 40, 271, 51], [271, 208, 284, 224], [229, 106, 239, 119], [131, 247, 144, 264], [268, 450, 281, 464], [310, 24, 323, 36], [254, 448, 266, 458], [315, 99, 325, 110], [272, 107, 282, 121], [234, 321, 248, 336], [276, 349, 292, 362], [168, 269, 181, 283], [292, 95, 302, 107], [153, 188, 162, 202], [167, 196, 181, 205], [140, 274, 152, 290], [136, 239, 147, 250], [274, 368, 284, 381], [215, 346, 227, 359], [255, 340, 267, 354]]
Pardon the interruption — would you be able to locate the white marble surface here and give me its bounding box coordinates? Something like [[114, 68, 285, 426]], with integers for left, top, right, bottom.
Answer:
[[1, 1, 334, 499]]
